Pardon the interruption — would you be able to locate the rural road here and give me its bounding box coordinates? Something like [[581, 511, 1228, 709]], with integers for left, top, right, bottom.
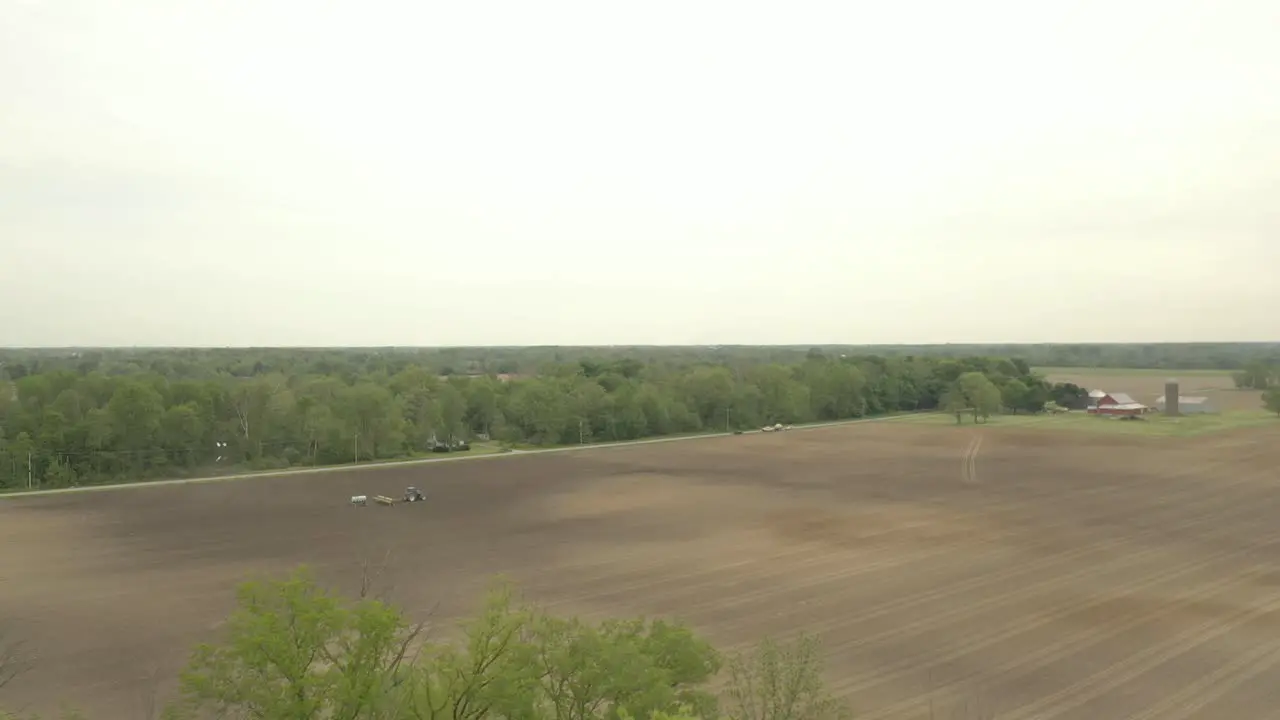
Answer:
[[3, 412, 929, 498]]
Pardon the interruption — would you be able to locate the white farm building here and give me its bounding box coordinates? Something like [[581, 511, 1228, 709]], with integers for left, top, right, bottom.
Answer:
[[1155, 395, 1216, 414]]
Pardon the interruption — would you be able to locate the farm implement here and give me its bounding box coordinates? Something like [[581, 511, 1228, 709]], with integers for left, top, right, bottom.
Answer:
[[351, 487, 425, 507]]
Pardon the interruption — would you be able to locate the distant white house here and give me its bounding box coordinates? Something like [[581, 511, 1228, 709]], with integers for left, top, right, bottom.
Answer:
[[1155, 395, 1216, 414]]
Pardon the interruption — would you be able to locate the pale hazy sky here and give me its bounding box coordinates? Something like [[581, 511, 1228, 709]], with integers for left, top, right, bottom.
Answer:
[[2, 1, 1277, 346]]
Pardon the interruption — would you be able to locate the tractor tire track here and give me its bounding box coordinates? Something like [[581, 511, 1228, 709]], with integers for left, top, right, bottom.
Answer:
[[824, 530, 1280, 700], [720, 472, 1280, 644], [962, 434, 983, 483], [854, 567, 1271, 719], [995, 590, 1280, 720], [552, 449, 1280, 645], [542, 440, 1270, 613], [820, 462, 1280, 714], [1126, 641, 1280, 720]]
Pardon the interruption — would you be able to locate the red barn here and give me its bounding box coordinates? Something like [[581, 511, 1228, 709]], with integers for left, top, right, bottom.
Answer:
[[1087, 391, 1149, 416]]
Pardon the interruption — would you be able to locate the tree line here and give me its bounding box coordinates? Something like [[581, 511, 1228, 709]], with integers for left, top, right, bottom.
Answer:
[[1232, 361, 1279, 390], [1229, 362, 1280, 417], [853, 342, 1280, 371], [0, 568, 851, 720], [0, 348, 1078, 490], [3, 342, 1277, 381]]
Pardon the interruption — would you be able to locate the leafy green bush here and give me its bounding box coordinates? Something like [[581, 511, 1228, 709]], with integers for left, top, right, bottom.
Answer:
[[160, 569, 841, 720], [5, 568, 848, 720]]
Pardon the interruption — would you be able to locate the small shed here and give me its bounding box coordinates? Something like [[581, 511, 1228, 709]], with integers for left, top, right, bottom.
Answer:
[[1156, 395, 1216, 414]]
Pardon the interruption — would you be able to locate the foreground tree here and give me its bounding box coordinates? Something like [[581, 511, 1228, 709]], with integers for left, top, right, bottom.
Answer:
[[167, 570, 727, 720], [169, 567, 423, 720], [8, 564, 852, 720], [1001, 380, 1029, 414], [722, 635, 848, 720], [1264, 386, 1280, 417], [402, 587, 720, 720], [956, 373, 1002, 424], [940, 388, 967, 424]]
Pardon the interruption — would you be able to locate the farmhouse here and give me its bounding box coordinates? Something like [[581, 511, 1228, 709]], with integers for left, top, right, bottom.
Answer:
[[1155, 395, 1216, 414], [1086, 390, 1150, 417]]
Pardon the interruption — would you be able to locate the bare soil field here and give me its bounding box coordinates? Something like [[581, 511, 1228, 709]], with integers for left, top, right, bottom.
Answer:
[[4, 420, 1280, 719], [1041, 369, 1263, 412]]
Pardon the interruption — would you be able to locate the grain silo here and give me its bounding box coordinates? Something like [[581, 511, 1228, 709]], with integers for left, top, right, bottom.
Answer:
[[1163, 379, 1180, 416]]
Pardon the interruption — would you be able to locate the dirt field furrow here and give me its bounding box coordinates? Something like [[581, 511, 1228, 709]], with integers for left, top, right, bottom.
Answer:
[[826, 530, 1280, 701], [729, 468, 1280, 649], [836, 479, 1280, 714], [1177, 645, 1280, 720], [3, 420, 1280, 719], [852, 566, 1273, 719], [1114, 636, 1280, 720], [998, 592, 1280, 720]]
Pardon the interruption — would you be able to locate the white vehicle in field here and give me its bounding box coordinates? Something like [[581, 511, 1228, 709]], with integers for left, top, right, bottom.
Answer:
[[351, 495, 368, 506]]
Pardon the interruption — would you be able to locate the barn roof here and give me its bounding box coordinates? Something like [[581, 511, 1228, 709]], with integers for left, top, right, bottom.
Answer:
[[1103, 392, 1138, 405], [1106, 403, 1147, 410]]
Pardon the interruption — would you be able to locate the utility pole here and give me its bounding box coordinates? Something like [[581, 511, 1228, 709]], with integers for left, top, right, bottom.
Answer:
[[354, 433, 360, 464], [726, 407, 732, 432], [27, 451, 32, 490], [578, 419, 585, 444]]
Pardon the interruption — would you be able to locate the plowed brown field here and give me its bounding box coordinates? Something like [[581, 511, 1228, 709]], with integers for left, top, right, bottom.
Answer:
[[4, 419, 1280, 719]]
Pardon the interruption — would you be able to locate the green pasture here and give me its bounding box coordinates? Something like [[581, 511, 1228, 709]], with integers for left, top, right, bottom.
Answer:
[[890, 410, 1277, 437]]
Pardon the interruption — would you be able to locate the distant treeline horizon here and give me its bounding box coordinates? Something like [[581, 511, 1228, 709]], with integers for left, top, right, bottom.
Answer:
[[3, 342, 1278, 376]]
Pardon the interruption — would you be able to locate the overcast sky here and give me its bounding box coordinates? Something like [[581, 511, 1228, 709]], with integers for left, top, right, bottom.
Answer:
[[2, 1, 1277, 346]]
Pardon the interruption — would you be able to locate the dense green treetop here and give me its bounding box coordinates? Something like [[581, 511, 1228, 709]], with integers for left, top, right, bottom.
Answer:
[[0, 344, 1272, 491], [0, 347, 1065, 490], [1, 567, 848, 720]]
